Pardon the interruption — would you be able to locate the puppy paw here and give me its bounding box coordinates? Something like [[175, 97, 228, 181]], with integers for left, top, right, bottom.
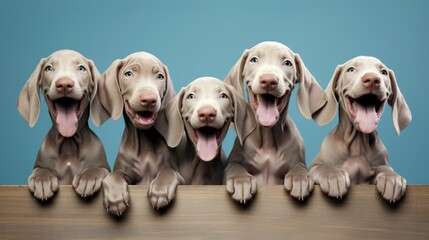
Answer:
[[284, 167, 314, 201], [73, 167, 109, 198], [375, 172, 406, 203], [316, 168, 350, 199], [101, 172, 130, 216], [28, 168, 59, 201], [148, 169, 183, 210], [226, 174, 257, 204]]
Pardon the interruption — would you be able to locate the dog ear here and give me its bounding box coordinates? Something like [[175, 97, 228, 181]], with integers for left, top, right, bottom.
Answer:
[[294, 54, 327, 120], [161, 63, 176, 108], [17, 58, 46, 127], [312, 64, 343, 126], [388, 69, 412, 135], [85, 58, 101, 103], [224, 49, 250, 98], [90, 59, 124, 127], [225, 84, 256, 145], [155, 87, 185, 148]]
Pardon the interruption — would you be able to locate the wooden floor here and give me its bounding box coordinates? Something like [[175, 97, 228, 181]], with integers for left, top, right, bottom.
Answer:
[[0, 185, 428, 240]]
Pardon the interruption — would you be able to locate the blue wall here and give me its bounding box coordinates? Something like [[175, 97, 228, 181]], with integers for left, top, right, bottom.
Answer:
[[1, 0, 427, 184]]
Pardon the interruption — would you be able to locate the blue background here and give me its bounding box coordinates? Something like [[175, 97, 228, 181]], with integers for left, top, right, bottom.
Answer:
[[1, 0, 427, 184]]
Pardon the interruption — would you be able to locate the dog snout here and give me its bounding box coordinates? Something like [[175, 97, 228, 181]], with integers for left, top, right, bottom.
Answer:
[[259, 74, 278, 91], [361, 73, 381, 89], [139, 92, 157, 108], [55, 77, 74, 94], [198, 106, 217, 123]]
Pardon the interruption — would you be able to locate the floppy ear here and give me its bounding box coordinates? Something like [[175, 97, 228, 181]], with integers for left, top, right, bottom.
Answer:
[[225, 84, 256, 145], [17, 58, 46, 127], [388, 69, 412, 135], [85, 58, 101, 102], [90, 59, 124, 127], [312, 65, 343, 126], [224, 49, 250, 98], [155, 87, 186, 148], [294, 54, 327, 120], [161, 63, 176, 108]]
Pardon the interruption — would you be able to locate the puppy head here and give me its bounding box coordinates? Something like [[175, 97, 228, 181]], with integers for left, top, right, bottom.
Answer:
[[225, 41, 325, 127], [314, 56, 412, 135], [18, 49, 100, 137], [91, 52, 175, 129], [155, 77, 255, 161]]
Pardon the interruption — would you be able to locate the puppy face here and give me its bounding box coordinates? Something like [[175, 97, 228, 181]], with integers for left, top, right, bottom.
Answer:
[[19, 50, 98, 137], [242, 42, 296, 127], [119, 53, 167, 129], [91, 52, 175, 129], [337, 56, 391, 134], [181, 78, 233, 161]]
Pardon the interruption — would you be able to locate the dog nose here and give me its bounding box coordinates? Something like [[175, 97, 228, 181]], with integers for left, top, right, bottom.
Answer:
[[55, 77, 74, 94], [198, 106, 216, 123], [361, 73, 381, 89], [259, 74, 278, 91], [139, 92, 157, 108]]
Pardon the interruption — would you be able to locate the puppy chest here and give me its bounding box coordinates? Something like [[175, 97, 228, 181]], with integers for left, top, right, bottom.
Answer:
[[342, 156, 373, 183], [55, 141, 82, 183], [134, 150, 163, 183], [55, 157, 81, 184], [180, 159, 223, 184], [247, 148, 288, 184]]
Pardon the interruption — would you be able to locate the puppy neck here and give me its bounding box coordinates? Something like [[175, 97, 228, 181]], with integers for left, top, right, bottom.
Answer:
[[334, 107, 378, 150], [122, 114, 160, 146]]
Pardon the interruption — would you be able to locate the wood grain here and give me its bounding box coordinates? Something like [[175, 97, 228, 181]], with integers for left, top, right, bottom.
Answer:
[[0, 185, 428, 240]]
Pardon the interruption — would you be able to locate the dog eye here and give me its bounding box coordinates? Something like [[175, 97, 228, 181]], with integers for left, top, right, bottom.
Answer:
[[380, 69, 388, 75], [45, 66, 54, 72], [220, 93, 229, 99], [250, 57, 258, 63], [187, 93, 195, 100], [283, 60, 292, 67], [156, 73, 165, 80], [346, 67, 356, 73], [124, 71, 133, 78], [77, 65, 86, 72]]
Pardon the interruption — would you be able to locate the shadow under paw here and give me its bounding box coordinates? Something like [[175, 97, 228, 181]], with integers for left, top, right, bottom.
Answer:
[[228, 191, 257, 211], [320, 189, 350, 208], [151, 199, 176, 216]]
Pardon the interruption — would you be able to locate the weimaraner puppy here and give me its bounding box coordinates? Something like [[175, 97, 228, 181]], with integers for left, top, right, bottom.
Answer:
[[310, 56, 412, 202], [18, 49, 110, 201], [90, 52, 176, 215], [224, 41, 326, 202], [91, 52, 175, 215], [150, 77, 254, 208]]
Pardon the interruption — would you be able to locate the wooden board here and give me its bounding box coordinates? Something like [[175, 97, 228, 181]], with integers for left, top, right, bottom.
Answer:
[[0, 185, 428, 240]]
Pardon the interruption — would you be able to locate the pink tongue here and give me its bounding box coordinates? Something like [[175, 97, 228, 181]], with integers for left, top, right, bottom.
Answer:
[[56, 102, 78, 137], [355, 103, 379, 134], [196, 130, 218, 162], [256, 95, 278, 127]]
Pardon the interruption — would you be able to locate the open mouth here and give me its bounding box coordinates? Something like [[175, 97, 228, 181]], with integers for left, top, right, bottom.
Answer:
[[47, 97, 85, 137], [188, 124, 229, 162], [346, 94, 386, 134], [248, 86, 288, 127], [125, 101, 157, 128]]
